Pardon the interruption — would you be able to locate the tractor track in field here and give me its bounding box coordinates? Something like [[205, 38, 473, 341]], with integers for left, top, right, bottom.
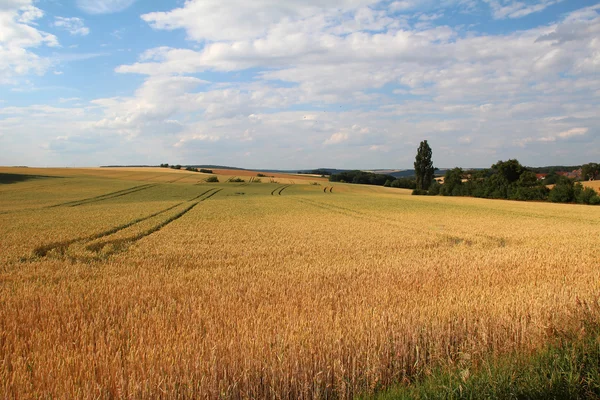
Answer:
[[271, 184, 291, 195], [140, 174, 167, 182], [48, 184, 157, 208], [278, 185, 291, 195], [271, 185, 284, 195], [167, 174, 195, 184], [31, 188, 222, 261]]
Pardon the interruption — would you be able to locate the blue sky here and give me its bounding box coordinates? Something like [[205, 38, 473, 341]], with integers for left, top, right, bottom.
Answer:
[[0, 0, 599, 169]]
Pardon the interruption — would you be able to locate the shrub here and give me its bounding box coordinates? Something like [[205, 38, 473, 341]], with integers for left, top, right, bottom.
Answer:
[[383, 179, 392, 187], [230, 178, 245, 183], [257, 173, 266, 177], [549, 178, 575, 203], [428, 180, 441, 196], [205, 176, 219, 183], [200, 169, 213, 174], [412, 189, 428, 196], [576, 185, 600, 205], [391, 178, 417, 189]]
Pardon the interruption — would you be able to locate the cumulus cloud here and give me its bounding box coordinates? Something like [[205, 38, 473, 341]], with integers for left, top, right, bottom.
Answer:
[[90, 2, 600, 167], [52, 17, 89, 36], [91, 76, 209, 136], [324, 132, 349, 145], [4, 1, 600, 168], [0, 1, 58, 84], [17, 5, 43, 24], [141, 0, 380, 42]]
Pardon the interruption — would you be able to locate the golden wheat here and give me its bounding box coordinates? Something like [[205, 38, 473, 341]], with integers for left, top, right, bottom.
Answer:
[[1, 167, 600, 398]]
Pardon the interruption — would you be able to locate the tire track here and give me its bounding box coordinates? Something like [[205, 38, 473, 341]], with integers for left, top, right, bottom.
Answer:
[[85, 188, 223, 258], [271, 185, 285, 195], [48, 184, 156, 208], [32, 188, 222, 260], [278, 185, 291, 195]]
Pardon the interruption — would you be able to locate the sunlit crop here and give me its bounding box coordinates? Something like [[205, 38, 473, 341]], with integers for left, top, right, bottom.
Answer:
[[1, 167, 600, 399]]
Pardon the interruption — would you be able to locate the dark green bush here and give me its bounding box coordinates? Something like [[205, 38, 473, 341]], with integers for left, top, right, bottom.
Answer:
[[549, 178, 575, 203], [576, 185, 600, 205], [205, 176, 219, 183], [428, 180, 441, 196]]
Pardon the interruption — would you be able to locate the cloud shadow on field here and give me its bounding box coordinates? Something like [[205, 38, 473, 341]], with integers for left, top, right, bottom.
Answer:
[[0, 173, 63, 185]]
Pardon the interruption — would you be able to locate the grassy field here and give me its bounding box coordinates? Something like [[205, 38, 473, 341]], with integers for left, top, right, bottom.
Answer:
[[2, 167, 600, 399]]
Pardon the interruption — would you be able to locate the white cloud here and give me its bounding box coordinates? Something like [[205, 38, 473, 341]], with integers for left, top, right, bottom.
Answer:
[[485, 0, 564, 20], [5, 1, 600, 168], [17, 5, 43, 24], [0, 1, 58, 84], [53, 17, 89, 36], [558, 127, 588, 139], [97, 2, 600, 167], [76, 0, 136, 15], [324, 132, 349, 145], [141, 0, 380, 42], [91, 76, 209, 136]]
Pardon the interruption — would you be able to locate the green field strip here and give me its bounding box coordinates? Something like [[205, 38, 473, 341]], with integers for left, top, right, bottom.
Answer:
[[81, 188, 223, 259], [32, 187, 223, 261], [47, 184, 156, 208], [187, 188, 219, 201], [34, 188, 221, 257], [32, 202, 186, 258], [81, 202, 198, 255], [167, 174, 194, 184], [0, 178, 70, 193]]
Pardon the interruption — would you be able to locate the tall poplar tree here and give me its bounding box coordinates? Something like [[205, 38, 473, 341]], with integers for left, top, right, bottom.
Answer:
[[414, 140, 435, 190]]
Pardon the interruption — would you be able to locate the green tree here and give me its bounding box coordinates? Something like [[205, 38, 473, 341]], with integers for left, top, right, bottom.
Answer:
[[548, 177, 575, 203], [582, 163, 600, 181], [492, 159, 525, 184], [414, 140, 435, 190], [575, 185, 600, 205], [441, 167, 463, 196]]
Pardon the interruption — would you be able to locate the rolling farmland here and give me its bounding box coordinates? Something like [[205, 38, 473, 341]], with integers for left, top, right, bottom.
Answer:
[[2, 167, 600, 398]]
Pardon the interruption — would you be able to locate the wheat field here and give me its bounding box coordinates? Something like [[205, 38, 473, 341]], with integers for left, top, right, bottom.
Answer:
[[1, 167, 600, 399]]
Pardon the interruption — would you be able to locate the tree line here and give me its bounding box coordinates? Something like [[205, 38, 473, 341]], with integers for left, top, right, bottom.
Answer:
[[329, 141, 600, 205]]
